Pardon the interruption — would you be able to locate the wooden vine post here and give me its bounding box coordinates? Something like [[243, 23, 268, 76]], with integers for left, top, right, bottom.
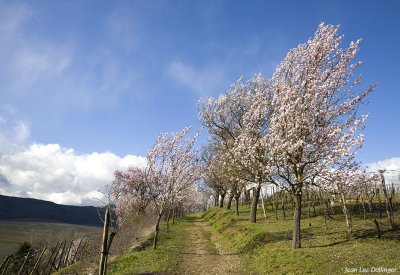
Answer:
[[380, 172, 395, 229], [99, 207, 110, 275], [42, 241, 61, 274], [17, 251, 31, 275], [30, 246, 47, 275], [0, 256, 10, 274], [71, 239, 83, 264]]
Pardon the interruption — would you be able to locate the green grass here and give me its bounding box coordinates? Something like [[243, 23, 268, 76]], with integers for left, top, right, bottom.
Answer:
[[203, 203, 400, 274], [52, 201, 399, 274], [200, 228, 218, 254], [52, 262, 80, 275], [106, 218, 189, 275]]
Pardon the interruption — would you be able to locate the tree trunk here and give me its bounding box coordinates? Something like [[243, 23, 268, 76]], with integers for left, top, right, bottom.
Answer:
[[166, 208, 172, 232], [311, 193, 316, 215], [292, 191, 302, 249], [271, 191, 274, 211], [373, 219, 381, 238], [367, 193, 374, 213], [153, 214, 163, 250], [340, 193, 352, 233], [329, 199, 335, 215], [260, 188, 267, 218], [324, 200, 330, 218], [324, 206, 328, 230], [361, 196, 366, 220], [250, 184, 262, 223], [378, 194, 382, 218], [215, 192, 219, 206], [244, 189, 251, 204], [235, 195, 240, 216], [281, 191, 286, 220], [219, 193, 226, 208], [226, 194, 234, 210]]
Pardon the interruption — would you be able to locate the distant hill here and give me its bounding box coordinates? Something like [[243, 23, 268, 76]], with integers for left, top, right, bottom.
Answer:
[[0, 195, 105, 227]]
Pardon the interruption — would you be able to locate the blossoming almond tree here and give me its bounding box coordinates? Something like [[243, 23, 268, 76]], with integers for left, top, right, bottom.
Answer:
[[111, 127, 202, 249], [111, 166, 151, 225], [206, 155, 230, 207], [198, 74, 273, 222], [266, 23, 376, 248], [209, 149, 246, 210], [146, 126, 202, 249], [231, 74, 274, 222]]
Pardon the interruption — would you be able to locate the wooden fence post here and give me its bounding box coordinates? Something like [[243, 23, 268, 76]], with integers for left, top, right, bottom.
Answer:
[[56, 241, 67, 270], [17, 251, 31, 275], [380, 173, 395, 229], [0, 256, 10, 275], [64, 240, 74, 266], [71, 239, 83, 264], [78, 239, 88, 261], [42, 241, 61, 275], [50, 240, 65, 272], [29, 247, 47, 275], [99, 207, 110, 275]]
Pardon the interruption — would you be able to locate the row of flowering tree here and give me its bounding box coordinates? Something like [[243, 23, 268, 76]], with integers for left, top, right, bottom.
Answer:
[[320, 169, 379, 233], [110, 127, 202, 249], [199, 23, 376, 249]]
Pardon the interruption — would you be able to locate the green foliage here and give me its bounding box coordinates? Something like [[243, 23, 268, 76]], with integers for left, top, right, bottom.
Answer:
[[15, 241, 32, 258]]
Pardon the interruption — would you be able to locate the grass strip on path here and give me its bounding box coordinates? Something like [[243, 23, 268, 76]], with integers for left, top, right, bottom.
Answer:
[[106, 217, 190, 275]]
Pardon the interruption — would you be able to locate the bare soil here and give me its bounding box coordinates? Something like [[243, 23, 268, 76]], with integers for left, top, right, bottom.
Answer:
[[177, 216, 246, 274]]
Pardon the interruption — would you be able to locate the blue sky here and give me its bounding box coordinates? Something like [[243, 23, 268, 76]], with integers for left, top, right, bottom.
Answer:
[[0, 0, 399, 205]]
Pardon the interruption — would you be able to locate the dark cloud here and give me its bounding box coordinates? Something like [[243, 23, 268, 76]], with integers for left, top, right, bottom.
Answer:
[[0, 172, 11, 187]]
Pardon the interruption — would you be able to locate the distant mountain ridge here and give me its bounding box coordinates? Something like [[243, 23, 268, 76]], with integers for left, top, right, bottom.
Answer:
[[0, 195, 105, 227]]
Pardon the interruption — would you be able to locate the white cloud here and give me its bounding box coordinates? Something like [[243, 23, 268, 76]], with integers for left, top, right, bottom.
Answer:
[[0, 117, 146, 205], [365, 157, 400, 172], [167, 61, 225, 95], [365, 157, 400, 186], [0, 117, 30, 155], [0, 117, 144, 207], [12, 121, 30, 143], [0, 143, 146, 206], [11, 47, 72, 85]]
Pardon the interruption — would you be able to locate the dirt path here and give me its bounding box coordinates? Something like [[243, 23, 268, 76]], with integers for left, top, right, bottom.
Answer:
[[177, 216, 245, 274]]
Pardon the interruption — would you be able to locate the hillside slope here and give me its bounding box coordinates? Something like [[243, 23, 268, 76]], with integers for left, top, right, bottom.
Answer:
[[0, 194, 104, 226], [203, 205, 400, 274], [57, 202, 400, 274]]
